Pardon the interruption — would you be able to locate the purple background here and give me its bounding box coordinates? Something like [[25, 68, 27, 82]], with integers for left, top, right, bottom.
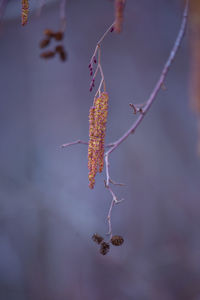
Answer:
[[0, 0, 200, 299]]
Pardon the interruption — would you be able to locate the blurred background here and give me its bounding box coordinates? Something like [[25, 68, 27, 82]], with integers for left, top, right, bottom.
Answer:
[[0, 0, 200, 299]]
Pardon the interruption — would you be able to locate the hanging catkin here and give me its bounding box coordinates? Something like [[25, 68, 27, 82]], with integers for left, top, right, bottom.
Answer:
[[88, 92, 109, 189], [114, 0, 126, 33], [190, 0, 200, 153], [21, 0, 29, 26]]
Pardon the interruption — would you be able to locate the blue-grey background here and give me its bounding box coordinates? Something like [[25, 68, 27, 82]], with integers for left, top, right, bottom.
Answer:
[[0, 0, 200, 299]]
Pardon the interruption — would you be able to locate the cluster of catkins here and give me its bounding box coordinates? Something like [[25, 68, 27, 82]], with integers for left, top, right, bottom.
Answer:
[[88, 92, 109, 189], [39, 29, 67, 62], [92, 233, 124, 255]]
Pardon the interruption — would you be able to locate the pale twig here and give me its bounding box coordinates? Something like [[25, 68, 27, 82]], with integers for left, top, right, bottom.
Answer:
[[104, 0, 189, 238], [60, 0, 67, 32], [61, 140, 113, 149], [89, 22, 115, 93], [61, 140, 88, 148], [106, 186, 124, 237], [36, 0, 46, 17]]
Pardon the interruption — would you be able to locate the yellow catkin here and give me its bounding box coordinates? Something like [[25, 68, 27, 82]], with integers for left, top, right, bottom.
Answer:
[[88, 92, 109, 189], [21, 0, 29, 26], [114, 0, 126, 34]]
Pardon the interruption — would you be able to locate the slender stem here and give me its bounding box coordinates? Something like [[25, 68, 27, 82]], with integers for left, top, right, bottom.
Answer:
[[104, 0, 189, 237], [60, 0, 67, 32], [61, 140, 88, 148]]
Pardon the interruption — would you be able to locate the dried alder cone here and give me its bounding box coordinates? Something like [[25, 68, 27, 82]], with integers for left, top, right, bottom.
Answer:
[[111, 235, 124, 246], [100, 242, 110, 255], [92, 233, 104, 244], [21, 0, 29, 26], [114, 0, 126, 33], [88, 92, 109, 189]]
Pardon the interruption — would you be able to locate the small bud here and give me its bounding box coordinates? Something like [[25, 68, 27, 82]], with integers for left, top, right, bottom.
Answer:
[[93, 57, 97, 64], [90, 71, 93, 76], [110, 26, 114, 33], [111, 235, 124, 246], [89, 87, 93, 92], [40, 51, 55, 59], [39, 38, 50, 49], [99, 242, 110, 255], [92, 233, 104, 244], [88, 63, 91, 69]]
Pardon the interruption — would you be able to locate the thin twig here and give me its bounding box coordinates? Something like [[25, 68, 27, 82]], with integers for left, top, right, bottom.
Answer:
[[61, 140, 113, 149], [89, 22, 115, 93], [60, 0, 67, 32], [36, 0, 46, 17], [104, 0, 189, 238], [61, 140, 88, 148]]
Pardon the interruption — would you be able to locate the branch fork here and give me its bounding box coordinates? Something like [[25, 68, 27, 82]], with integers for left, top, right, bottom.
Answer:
[[61, 0, 189, 238]]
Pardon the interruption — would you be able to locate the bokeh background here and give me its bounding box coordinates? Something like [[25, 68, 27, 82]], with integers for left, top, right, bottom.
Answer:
[[0, 0, 200, 299]]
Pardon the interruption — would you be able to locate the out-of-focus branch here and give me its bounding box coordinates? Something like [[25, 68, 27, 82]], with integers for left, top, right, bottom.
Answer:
[[0, 0, 8, 21], [189, 0, 200, 154], [104, 0, 189, 238], [60, 0, 67, 32]]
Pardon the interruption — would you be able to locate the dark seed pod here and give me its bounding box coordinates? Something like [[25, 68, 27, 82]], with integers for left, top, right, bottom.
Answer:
[[59, 50, 67, 62], [44, 29, 54, 38], [92, 233, 104, 244], [99, 242, 110, 255], [111, 235, 124, 246], [54, 31, 64, 41], [55, 45, 64, 53], [40, 51, 55, 59], [39, 38, 50, 49]]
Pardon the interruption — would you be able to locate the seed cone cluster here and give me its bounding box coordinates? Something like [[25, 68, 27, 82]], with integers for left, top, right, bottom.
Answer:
[[21, 0, 29, 26], [92, 233, 124, 255], [88, 92, 109, 189]]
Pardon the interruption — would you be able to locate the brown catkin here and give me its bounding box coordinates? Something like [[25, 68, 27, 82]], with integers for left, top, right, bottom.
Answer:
[[114, 0, 126, 33], [54, 32, 64, 41], [39, 39, 50, 49], [40, 51, 55, 59], [189, 0, 200, 154], [44, 29, 55, 38], [190, 0, 200, 114], [88, 93, 109, 189], [21, 0, 29, 26]]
